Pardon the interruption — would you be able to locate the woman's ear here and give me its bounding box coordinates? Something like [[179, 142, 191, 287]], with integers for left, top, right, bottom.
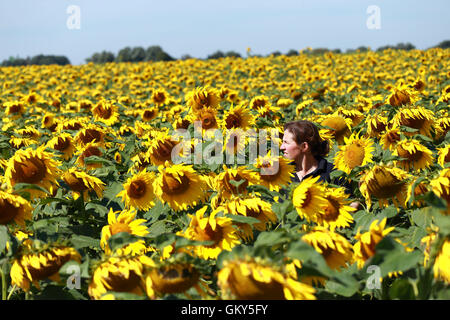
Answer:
[[300, 141, 309, 152]]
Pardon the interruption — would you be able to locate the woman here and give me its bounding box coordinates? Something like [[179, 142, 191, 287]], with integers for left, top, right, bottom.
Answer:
[[280, 120, 360, 209]]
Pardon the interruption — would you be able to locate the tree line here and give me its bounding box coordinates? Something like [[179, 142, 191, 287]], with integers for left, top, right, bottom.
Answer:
[[2, 40, 449, 66]]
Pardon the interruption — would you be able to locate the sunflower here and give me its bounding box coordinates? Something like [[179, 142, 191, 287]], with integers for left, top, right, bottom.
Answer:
[[75, 142, 104, 170], [145, 132, 184, 166], [387, 84, 418, 107], [145, 261, 207, 299], [334, 132, 375, 174], [117, 169, 156, 211], [177, 206, 240, 260], [433, 238, 450, 284], [193, 106, 219, 133], [141, 107, 159, 122], [153, 163, 208, 211], [437, 144, 450, 168], [91, 100, 119, 126], [216, 195, 277, 240], [353, 218, 395, 269], [434, 117, 450, 141], [214, 165, 260, 198], [4, 101, 25, 119], [88, 254, 155, 300], [45, 133, 76, 161], [41, 112, 57, 131], [292, 175, 328, 223], [56, 117, 87, 132], [359, 165, 411, 210], [430, 168, 450, 214], [220, 103, 255, 131], [0, 190, 32, 226], [336, 107, 364, 127], [186, 86, 220, 114], [302, 227, 354, 270], [256, 103, 281, 124], [151, 88, 170, 107], [320, 114, 352, 144], [74, 123, 109, 147], [217, 255, 316, 300], [249, 95, 270, 111], [315, 186, 356, 230], [391, 106, 435, 137], [62, 168, 105, 200], [4, 147, 61, 199], [406, 178, 430, 207], [393, 139, 434, 172], [255, 153, 295, 192], [100, 208, 150, 256], [380, 127, 401, 151], [223, 128, 247, 158], [11, 245, 81, 291], [366, 112, 388, 138]]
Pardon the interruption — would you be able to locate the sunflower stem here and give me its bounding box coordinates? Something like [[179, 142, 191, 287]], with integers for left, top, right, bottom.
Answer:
[[0, 265, 6, 301], [7, 284, 16, 300]]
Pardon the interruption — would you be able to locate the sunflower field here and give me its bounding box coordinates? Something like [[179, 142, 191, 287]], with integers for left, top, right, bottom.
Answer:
[[0, 48, 450, 301]]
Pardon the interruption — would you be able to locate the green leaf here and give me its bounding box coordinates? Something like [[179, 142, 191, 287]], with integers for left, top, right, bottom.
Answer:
[[70, 234, 100, 249], [254, 231, 290, 248], [147, 220, 168, 238], [225, 214, 261, 225], [83, 155, 113, 166], [107, 232, 141, 252], [0, 225, 8, 253], [325, 272, 360, 297], [13, 182, 49, 194], [389, 279, 416, 300]]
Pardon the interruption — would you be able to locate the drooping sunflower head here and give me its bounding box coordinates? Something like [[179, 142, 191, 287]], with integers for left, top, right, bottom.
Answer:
[[145, 261, 204, 299], [320, 114, 352, 144], [176, 206, 241, 260], [433, 239, 450, 284], [145, 132, 183, 166], [249, 95, 271, 111], [437, 144, 450, 168], [100, 208, 150, 256], [366, 112, 388, 138], [91, 100, 119, 125], [186, 86, 221, 114], [360, 164, 411, 210], [393, 139, 434, 172], [4, 101, 25, 119], [5, 147, 61, 199], [302, 227, 354, 270], [41, 112, 57, 131], [88, 254, 155, 300], [392, 106, 435, 138], [380, 127, 401, 151], [62, 168, 105, 200], [141, 107, 159, 122], [217, 195, 277, 241], [292, 175, 328, 223], [75, 142, 104, 170], [217, 255, 316, 300], [0, 190, 33, 226], [215, 165, 260, 198], [255, 153, 295, 192], [353, 218, 395, 269], [45, 133, 76, 161], [117, 168, 156, 211], [11, 244, 81, 292], [194, 106, 219, 132], [430, 168, 450, 214], [333, 132, 375, 174], [74, 123, 109, 147], [153, 163, 208, 211]]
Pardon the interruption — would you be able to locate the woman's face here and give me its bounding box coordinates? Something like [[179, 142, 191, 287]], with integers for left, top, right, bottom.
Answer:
[[280, 130, 303, 161]]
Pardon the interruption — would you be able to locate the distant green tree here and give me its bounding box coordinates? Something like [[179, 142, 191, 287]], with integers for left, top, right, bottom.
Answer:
[[130, 47, 146, 62], [269, 51, 281, 57], [434, 40, 450, 49], [86, 51, 115, 63], [286, 49, 298, 56], [145, 46, 174, 62], [2, 54, 70, 66], [116, 47, 132, 62], [225, 51, 241, 58], [207, 50, 225, 59]]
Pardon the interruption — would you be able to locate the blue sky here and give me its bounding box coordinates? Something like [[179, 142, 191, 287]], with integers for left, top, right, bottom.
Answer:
[[1, 0, 449, 65]]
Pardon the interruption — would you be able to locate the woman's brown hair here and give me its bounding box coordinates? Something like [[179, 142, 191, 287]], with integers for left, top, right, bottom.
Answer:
[[283, 120, 329, 157]]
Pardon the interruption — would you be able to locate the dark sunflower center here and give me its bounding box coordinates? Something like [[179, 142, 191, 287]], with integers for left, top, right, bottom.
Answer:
[[128, 180, 147, 199], [13, 157, 47, 184], [0, 199, 20, 224], [162, 174, 190, 195], [54, 137, 70, 151], [80, 129, 103, 144], [106, 270, 141, 292], [225, 114, 241, 129]]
